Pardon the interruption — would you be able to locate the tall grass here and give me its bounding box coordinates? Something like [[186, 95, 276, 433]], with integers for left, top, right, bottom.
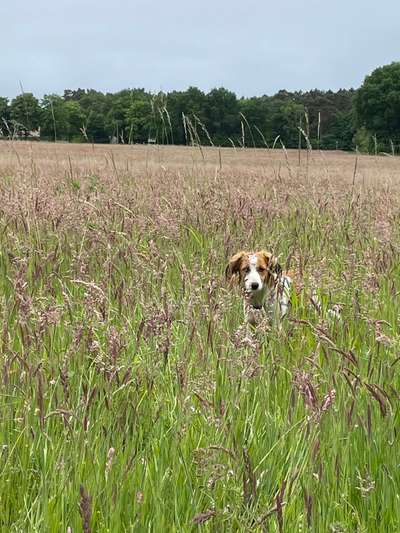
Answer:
[[0, 142, 400, 531]]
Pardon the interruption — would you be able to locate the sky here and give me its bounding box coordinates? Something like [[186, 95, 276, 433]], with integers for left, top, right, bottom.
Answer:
[[1, 0, 399, 100]]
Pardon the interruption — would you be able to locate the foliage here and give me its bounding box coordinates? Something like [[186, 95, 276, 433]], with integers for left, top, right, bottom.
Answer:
[[1, 86, 356, 149], [9, 93, 41, 134], [0, 97, 9, 131], [323, 110, 355, 150], [125, 98, 153, 143], [354, 126, 373, 153], [355, 62, 400, 150], [2, 62, 400, 151], [271, 97, 305, 147], [205, 88, 240, 145]]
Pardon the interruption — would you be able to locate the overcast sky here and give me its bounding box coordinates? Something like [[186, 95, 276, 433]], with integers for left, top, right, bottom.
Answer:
[[2, 0, 398, 99]]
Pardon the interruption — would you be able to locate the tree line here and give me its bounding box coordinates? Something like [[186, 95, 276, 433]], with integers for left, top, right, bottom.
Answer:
[[1, 62, 399, 152]]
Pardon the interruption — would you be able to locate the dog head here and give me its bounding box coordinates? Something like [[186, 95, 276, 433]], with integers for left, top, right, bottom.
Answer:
[[225, 250, 282, 296]]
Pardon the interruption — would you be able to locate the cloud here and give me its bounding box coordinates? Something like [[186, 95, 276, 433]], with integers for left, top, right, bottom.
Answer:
[[2, 0, 399, 99]]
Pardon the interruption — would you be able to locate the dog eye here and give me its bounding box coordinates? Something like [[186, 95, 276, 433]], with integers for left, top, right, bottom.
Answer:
[[242, 267, 250, 274], [258, 267, 266, 272]]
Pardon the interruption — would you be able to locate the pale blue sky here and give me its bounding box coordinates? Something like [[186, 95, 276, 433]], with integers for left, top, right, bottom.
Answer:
[[2, 0, 398, 98]]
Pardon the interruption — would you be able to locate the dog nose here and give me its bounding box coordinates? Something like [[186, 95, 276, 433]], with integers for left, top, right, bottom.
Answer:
[[251, 282, 259, 290]]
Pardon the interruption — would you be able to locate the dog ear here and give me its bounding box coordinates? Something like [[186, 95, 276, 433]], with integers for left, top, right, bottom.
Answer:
[[260, 250, 282, 277], [225, 251, 246, 282]]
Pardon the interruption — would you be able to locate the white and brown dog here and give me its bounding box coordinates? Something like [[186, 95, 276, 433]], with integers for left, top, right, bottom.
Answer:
[[226, 250, 293, 325]]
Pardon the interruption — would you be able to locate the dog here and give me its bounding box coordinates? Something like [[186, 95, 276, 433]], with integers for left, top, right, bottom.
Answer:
[[225, 250, 292, 325]]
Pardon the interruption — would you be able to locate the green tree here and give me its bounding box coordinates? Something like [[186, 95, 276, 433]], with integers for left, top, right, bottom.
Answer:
[[41, 95, 85, 141], [354, 62, 400, 148], [270, 98, 304, 147], [64, 89, 110, 142], [205, 88, 240, 145], [64, 100, 85, 141], [41, 95, 69, 141], [0, 97, 10, 136], [63, 88, 87, 102], [105, 89, 149, 143], [321, 110, 356, 150], [166, 87, 208, 144], [125, 99, 153, 143], [239, 96, 273, 147], [10, 93, 41, 134]]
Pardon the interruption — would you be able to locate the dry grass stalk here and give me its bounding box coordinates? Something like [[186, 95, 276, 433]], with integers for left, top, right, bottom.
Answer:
[[79, 485, 92, 533]]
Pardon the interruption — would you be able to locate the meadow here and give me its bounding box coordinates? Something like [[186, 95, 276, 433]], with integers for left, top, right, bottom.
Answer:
[[0, 141, 400, 531]]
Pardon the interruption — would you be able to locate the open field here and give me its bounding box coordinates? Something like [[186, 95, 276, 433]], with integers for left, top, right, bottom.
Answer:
[[1, 141, 400, 531]]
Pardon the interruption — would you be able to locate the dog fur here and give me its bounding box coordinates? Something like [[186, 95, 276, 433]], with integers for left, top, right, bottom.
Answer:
[[226, 250, 293, 325]]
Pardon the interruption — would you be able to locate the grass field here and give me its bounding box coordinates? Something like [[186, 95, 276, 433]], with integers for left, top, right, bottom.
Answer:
[[1, 141, 400, 531]]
